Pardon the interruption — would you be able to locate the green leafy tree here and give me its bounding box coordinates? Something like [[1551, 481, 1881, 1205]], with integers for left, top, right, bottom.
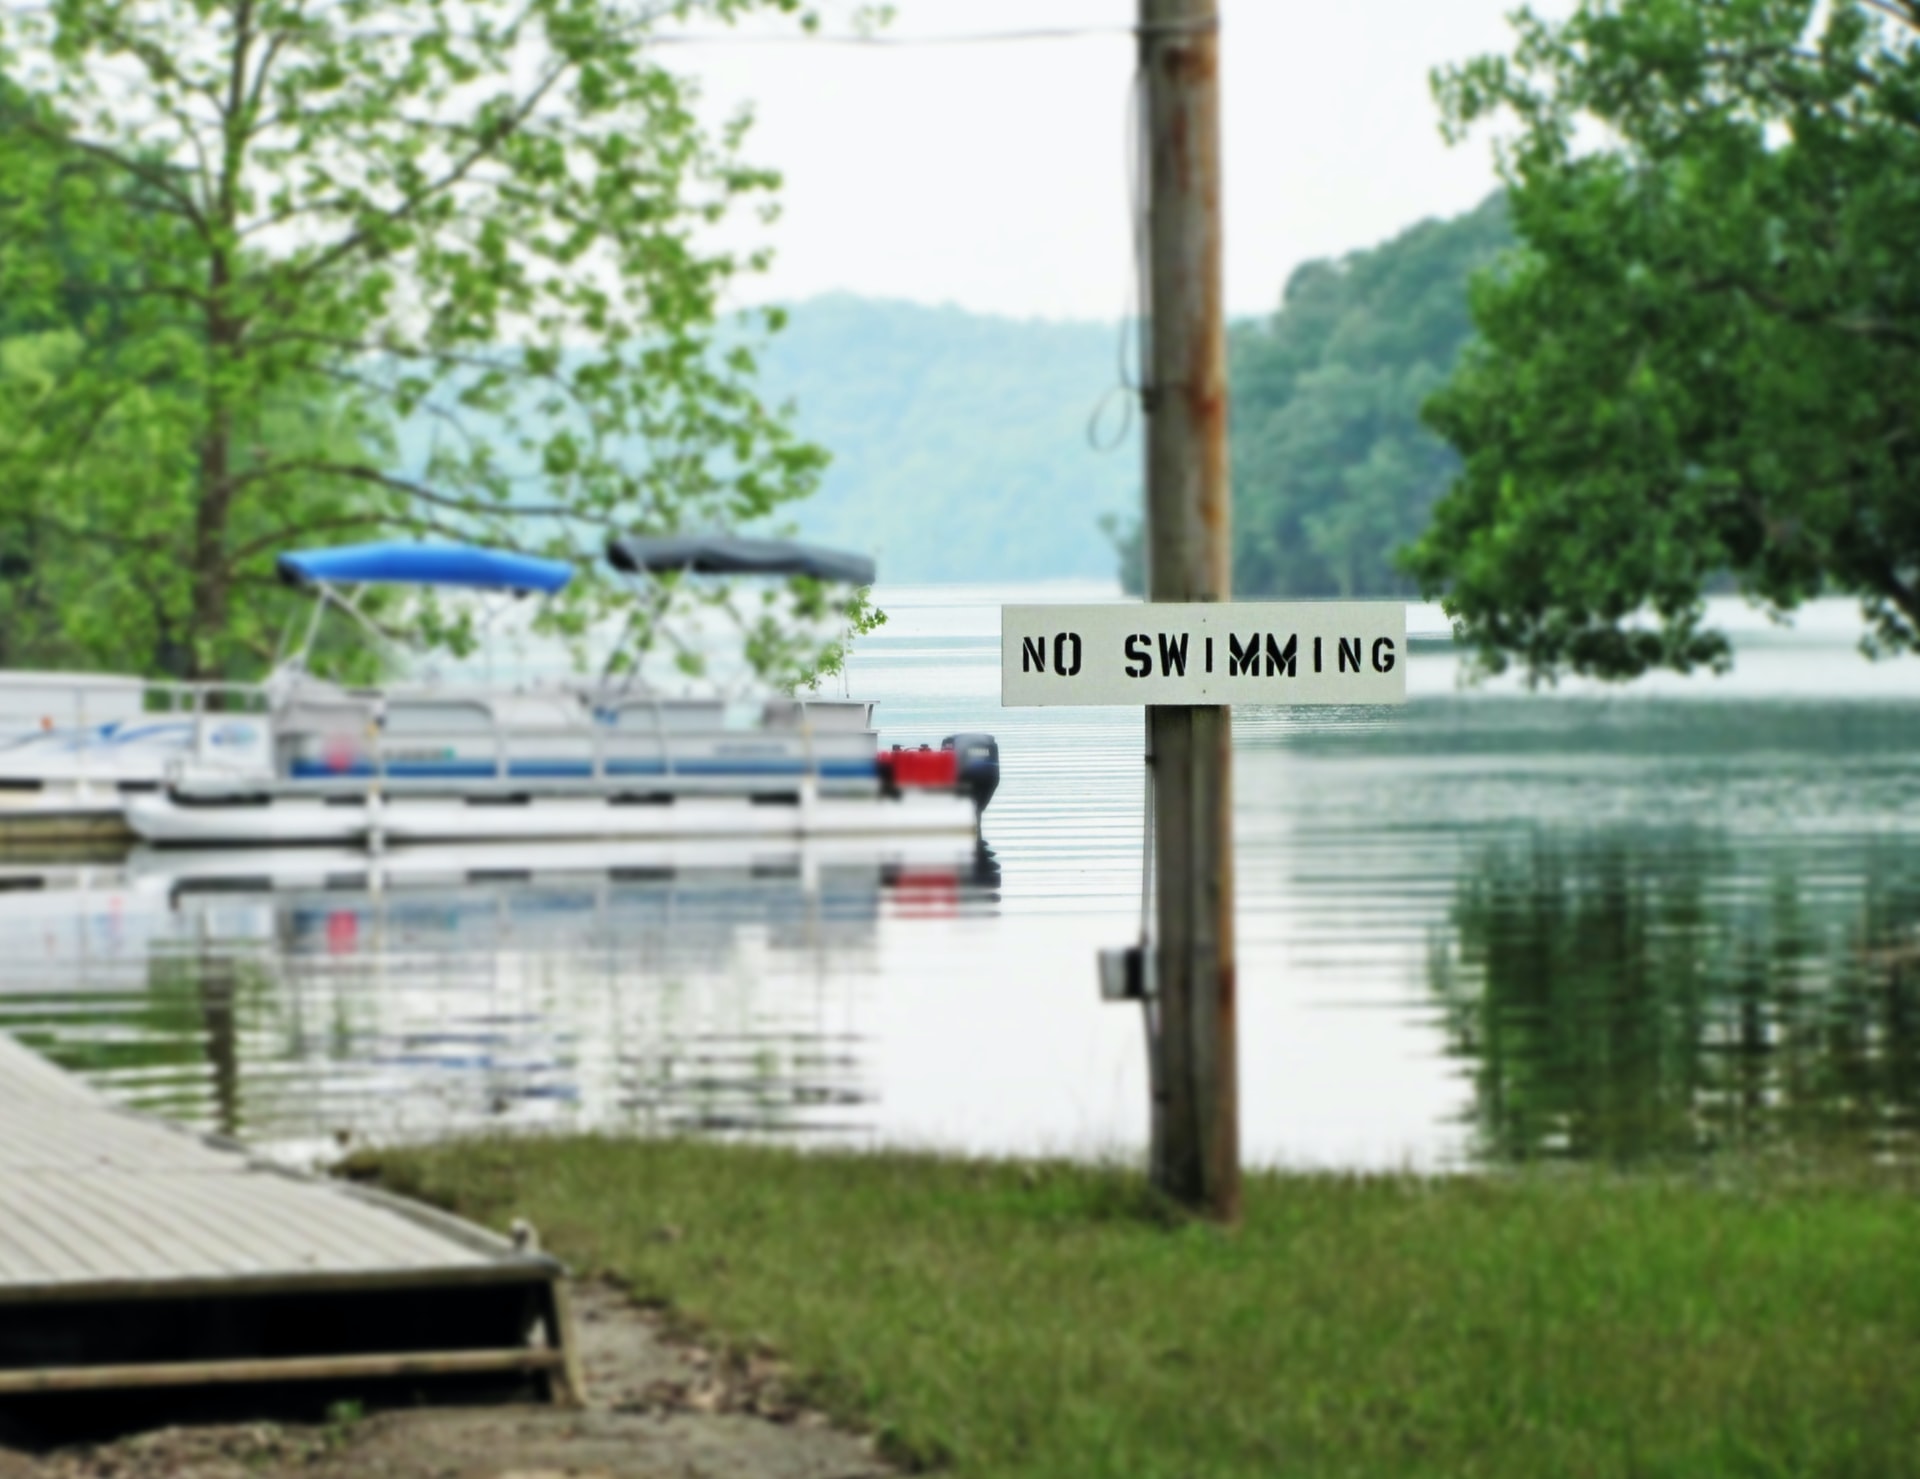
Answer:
[[0, 0, 851, 683], [1409, 0, 1920, 679], [0, 329, 382, 675]]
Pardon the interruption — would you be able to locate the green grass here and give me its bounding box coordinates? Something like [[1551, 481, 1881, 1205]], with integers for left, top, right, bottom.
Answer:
[[370, 1140, 1920, 1478]]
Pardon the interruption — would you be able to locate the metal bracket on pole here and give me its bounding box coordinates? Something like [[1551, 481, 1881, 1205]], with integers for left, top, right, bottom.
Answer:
[[1098, 944, 1155, 1003]]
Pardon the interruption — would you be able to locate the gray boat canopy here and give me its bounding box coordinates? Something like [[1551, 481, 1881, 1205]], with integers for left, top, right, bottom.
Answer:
[[607, 535, 876, 586]]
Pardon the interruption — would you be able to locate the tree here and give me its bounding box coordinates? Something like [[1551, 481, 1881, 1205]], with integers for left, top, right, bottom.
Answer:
[[0, 0, 846, 682], [0, 328, 381, 675], [0, 86, 393, 672], [1408, 0, 1920, 680]]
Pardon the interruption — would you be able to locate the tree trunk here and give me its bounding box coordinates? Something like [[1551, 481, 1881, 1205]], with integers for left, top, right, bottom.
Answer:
[[190, 417, 234, 681], [191, 247, 237, 683]]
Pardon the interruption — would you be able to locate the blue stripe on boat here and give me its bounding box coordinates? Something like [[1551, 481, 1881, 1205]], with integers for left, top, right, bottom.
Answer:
[[288, 758, 881, 780]]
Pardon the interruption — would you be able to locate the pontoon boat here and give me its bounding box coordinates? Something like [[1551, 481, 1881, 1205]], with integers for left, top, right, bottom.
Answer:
[[123, 538, 998, 849]]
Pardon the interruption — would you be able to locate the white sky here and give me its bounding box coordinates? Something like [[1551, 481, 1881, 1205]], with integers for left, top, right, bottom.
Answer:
[[676, 0, 1560, 322]]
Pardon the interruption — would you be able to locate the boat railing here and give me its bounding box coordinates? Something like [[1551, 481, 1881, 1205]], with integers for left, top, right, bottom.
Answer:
[[340, 694, 867, 791], [151, 683, 274, 772], [354, 694, 678, 787], [0, 675, 272, 791], [159, 681, 274, 714], [1, 675, 269, 732]]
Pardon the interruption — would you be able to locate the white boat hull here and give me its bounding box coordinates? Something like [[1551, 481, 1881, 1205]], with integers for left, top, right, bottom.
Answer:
[[126, 788, 979, 847], [0, 782, 128, 819], [0, 671, 271, 839]]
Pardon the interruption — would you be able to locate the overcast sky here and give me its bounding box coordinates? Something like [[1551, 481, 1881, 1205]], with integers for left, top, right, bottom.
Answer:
[[675, 0, 1560, 323]]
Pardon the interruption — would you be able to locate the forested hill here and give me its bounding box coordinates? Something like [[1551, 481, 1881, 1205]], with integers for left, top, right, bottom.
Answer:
[[772, 196, 1508, 590], [757, 296, 1139, 583], [1224, 192, 1510, 598], [393, 206, 1508, 589]]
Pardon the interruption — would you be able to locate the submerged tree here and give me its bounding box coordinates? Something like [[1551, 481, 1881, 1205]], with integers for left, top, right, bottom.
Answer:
[[1408, 0, 1920, 679], [0, 0, 857, 682]]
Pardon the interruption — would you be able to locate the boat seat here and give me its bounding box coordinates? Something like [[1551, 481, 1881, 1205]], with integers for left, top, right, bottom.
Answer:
[[383, 700, 497, 735], [605, 699, 726, 732], [761, 700, 875, 732], [275, 697, 378, 736]]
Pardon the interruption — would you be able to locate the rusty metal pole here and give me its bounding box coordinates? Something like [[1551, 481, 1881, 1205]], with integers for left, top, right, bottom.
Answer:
[[1140, 0, 1238, 1219]]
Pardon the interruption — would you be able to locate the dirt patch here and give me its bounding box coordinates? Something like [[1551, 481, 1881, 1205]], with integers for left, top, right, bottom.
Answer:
[[0, 1283, 893, 1479]]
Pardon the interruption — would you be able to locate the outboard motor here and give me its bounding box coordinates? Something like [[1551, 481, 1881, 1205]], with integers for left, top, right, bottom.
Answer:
[[943, 732, 1000, 814]]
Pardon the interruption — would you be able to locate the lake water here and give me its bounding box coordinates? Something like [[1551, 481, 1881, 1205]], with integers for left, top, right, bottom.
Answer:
[[4, 587, 1919, 1171]]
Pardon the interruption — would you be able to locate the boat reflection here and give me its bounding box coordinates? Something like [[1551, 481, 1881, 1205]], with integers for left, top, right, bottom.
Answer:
[[0, 838, 1001, 1159]]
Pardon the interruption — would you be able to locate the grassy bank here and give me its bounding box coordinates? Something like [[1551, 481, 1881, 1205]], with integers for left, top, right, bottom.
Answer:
[[372, 1141, 1920, 1478]]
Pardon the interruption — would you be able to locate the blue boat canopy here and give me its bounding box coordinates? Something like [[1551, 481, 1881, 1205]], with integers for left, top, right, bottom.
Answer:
[[277, 542, 573, 595]]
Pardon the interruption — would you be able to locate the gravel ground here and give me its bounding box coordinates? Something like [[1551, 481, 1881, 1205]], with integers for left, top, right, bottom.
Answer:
[[0, 1283, 893, 1479]]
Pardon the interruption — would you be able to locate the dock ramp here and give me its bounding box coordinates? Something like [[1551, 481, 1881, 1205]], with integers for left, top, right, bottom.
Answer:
[[0, 1033, 578, 1411]]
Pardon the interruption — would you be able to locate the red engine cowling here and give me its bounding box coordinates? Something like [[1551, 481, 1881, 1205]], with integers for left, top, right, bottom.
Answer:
[[877, 745, 959, 791]]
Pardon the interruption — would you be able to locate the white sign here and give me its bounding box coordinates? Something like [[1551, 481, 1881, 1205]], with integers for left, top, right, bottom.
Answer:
[[1002, 602, 1406, 707]]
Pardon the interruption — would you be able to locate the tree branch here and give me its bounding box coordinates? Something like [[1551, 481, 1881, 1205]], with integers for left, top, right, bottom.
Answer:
[[240, 22, 293, 138], [5, 113, 210, 235], [230, 456, 609, 523], [1857, 0, 1920, 38], [1687, 271, 1920, 349], [224, 509, 387, 565], [239, 325, 521, 376], [78, 7, 236, 174], [279, 55, 576, 291], [219, 0, 256, 226]]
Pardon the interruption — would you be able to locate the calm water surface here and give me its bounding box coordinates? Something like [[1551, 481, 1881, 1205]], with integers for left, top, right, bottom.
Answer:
[[4, 587, 1919, 1170]]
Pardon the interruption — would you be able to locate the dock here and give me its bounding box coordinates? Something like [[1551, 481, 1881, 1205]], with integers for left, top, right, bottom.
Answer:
[[0, 1031, 580, 1407], [0, 798, 132, 847]]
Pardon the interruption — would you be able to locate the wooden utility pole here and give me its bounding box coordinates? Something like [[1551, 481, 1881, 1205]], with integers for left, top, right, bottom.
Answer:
[[1140, 0, 1238, 1219]]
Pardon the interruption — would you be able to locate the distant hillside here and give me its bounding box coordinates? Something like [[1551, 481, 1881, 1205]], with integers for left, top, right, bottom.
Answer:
[[1228, 194, 1512, 597], [390, 222, 1510, 593], [389, 296, 1139, 584], [1108, 196, 1512, 594], [756, 296, 1138, 583]]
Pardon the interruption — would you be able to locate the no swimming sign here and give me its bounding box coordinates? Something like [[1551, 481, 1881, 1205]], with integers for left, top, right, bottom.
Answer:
[[1001, 603, 1407, 707]]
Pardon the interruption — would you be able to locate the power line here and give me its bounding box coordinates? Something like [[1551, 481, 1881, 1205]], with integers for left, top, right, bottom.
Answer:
[[646, 20, 1216, 47]]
